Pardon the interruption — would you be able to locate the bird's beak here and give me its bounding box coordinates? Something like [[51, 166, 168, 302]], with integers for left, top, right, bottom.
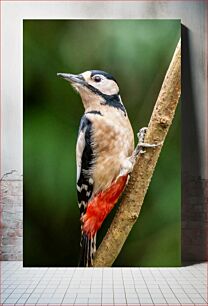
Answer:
[[57, 73, 85, 85]]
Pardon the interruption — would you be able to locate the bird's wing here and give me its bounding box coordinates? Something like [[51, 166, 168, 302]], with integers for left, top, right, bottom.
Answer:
[[76, 115, 94, 216]]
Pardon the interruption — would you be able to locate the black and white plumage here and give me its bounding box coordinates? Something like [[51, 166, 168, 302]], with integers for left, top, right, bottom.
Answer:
[[57, 70, 135, 267], [76, 111, 105, 267], [76, 115, 94, 216]]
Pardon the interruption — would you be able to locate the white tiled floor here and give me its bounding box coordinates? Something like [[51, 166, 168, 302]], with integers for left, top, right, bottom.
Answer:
[[0, 261, 207, 305]]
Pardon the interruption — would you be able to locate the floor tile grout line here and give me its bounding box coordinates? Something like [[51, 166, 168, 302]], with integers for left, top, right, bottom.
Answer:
[[168, 267, 205, 303], [149, 267, 174, 304], [121, 268, 128, 305], [62, 267, 77, 304], [157, 267, 184, 303], [139, 268, 154, 305], [1, 278, 25, 303], [22, 267, 50, 305], [0, 262, 207, 306], [130, 267, 141, 305]]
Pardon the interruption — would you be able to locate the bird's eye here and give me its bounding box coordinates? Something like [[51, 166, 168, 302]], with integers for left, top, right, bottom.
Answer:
[[94, 76, 101, 83]]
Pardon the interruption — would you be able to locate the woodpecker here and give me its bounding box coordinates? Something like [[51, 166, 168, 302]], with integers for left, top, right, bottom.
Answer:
[[57, 70, 154, 267]]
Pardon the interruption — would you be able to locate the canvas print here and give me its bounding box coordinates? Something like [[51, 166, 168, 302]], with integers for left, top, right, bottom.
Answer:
[[24, 20, 181, 267]]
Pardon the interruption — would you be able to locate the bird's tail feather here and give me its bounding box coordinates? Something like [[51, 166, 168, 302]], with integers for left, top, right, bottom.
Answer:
[[79, 232, 96, 267]]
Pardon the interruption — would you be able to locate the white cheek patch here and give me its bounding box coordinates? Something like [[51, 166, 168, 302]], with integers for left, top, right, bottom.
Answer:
[[89, 79, 119, 95]]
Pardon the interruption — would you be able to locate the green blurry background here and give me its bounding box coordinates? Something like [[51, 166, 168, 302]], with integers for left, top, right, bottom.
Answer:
[[24, 20, 181, 267]]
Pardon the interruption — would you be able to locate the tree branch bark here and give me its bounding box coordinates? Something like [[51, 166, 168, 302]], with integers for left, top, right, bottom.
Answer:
[[93, 39, 181, 267]]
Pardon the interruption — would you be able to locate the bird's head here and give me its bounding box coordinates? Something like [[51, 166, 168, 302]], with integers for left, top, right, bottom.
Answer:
[[57, 70, 125, 113]]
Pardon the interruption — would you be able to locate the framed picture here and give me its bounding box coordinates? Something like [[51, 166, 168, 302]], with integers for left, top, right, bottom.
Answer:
[[23, 19, 181, 267]]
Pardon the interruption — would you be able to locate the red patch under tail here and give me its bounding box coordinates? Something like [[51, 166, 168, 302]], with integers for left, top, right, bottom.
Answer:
[[81, 175, 128, 238]]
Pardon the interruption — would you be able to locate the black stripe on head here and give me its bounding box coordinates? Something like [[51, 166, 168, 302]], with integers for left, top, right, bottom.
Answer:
[[90, 70, 117, 84]]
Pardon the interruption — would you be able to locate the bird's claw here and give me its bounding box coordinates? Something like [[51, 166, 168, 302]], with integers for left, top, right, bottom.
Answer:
[[137, 127, 148, 143], [135, 127, 163, 157]]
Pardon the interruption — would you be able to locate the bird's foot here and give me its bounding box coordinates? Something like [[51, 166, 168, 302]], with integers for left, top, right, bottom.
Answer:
[[137, 127, 148, 143], [134, 127, 163, 156], [119, 127, 163, 177]]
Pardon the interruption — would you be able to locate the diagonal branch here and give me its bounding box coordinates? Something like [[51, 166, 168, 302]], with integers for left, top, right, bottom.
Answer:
[[93, 39, 181, 267]]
